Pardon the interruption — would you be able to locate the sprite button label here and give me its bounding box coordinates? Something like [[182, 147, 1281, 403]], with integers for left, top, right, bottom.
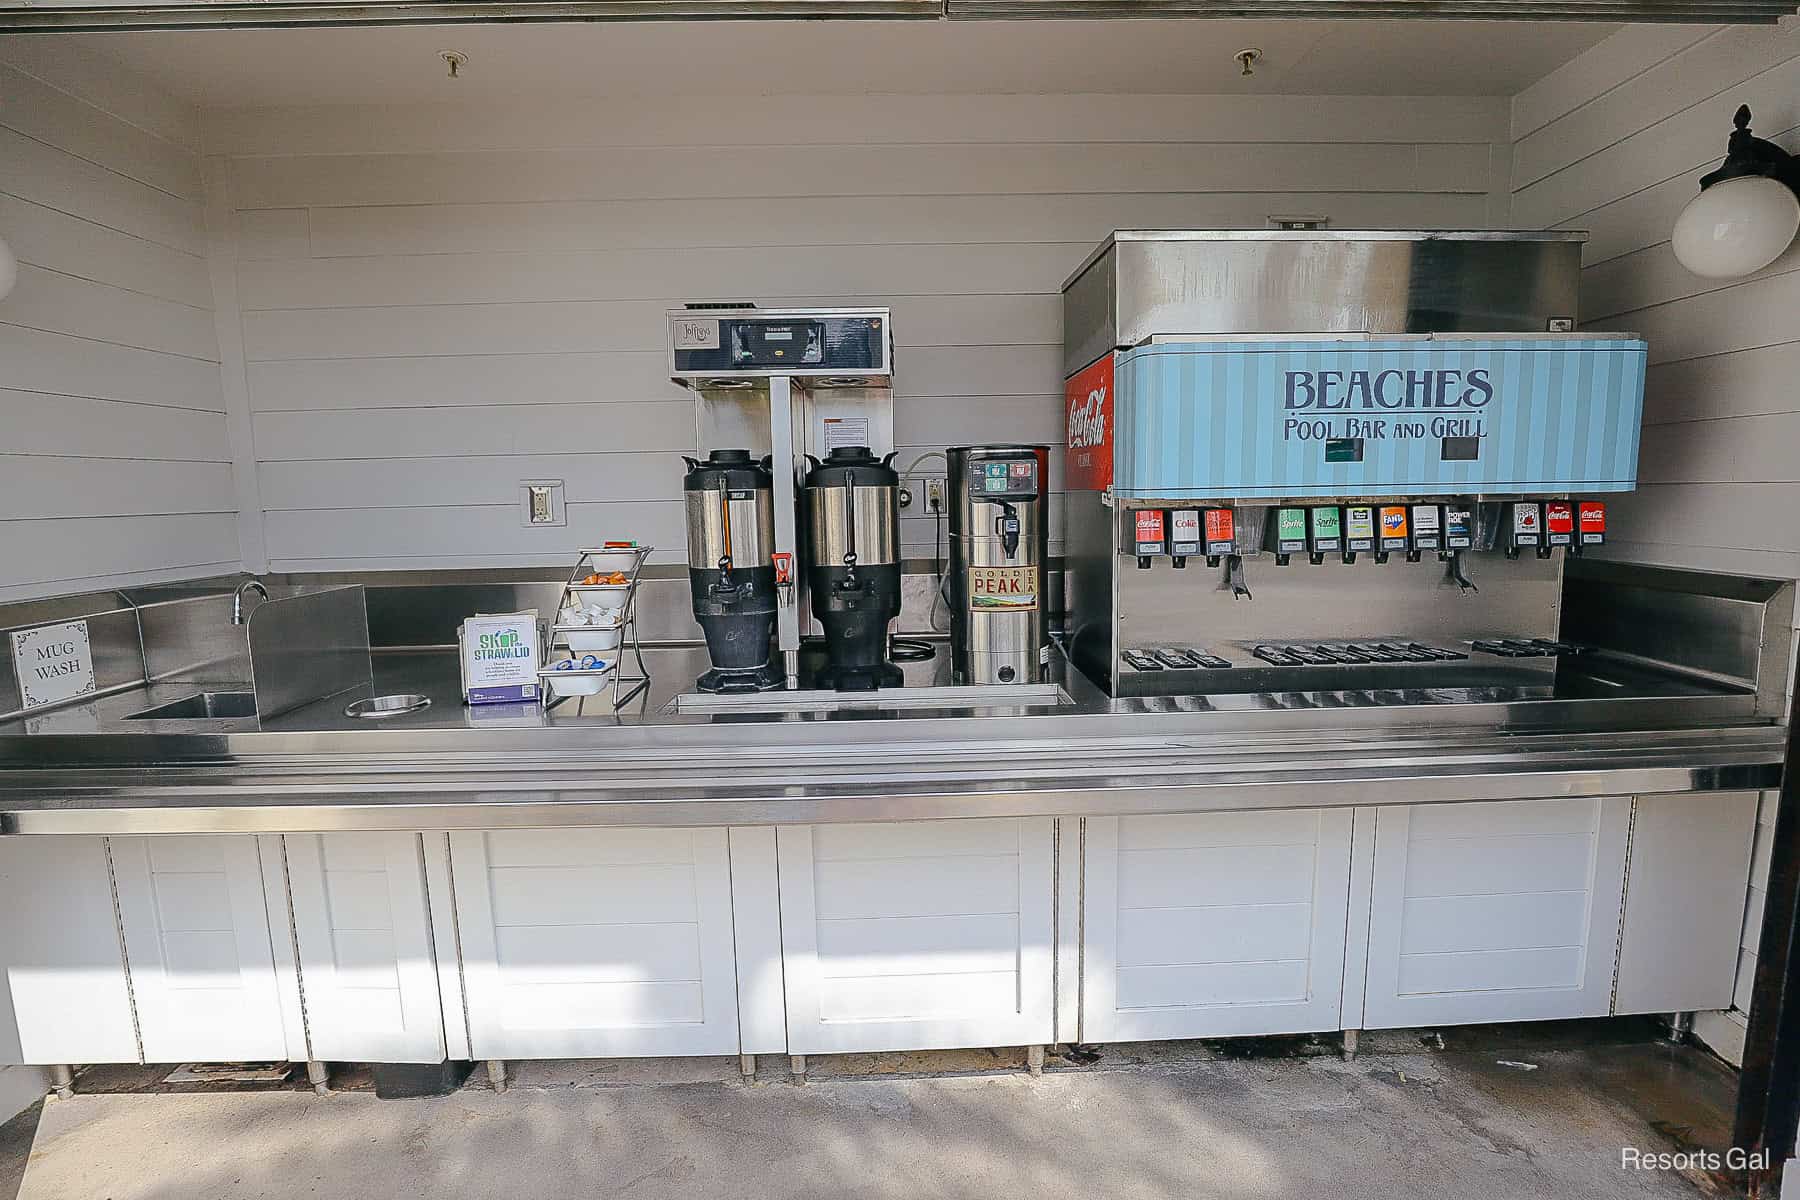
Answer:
[[1310, 507, 1341, 539], [1276, 507, 1306, 553]]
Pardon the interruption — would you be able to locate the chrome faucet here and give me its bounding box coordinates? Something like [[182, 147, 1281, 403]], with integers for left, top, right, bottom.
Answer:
[[231, 579, 269, 625]]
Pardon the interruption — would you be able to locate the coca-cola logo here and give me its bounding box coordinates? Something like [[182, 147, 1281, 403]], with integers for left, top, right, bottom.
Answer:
[[1068, 385, 1108, 449]]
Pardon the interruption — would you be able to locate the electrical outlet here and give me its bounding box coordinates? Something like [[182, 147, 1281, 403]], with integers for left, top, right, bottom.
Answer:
[[520, 480, 566, 527], [925, 478, 947, 512]]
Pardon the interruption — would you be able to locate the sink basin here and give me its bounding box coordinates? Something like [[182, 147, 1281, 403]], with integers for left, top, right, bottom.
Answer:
[[126, 691, 258, 721]]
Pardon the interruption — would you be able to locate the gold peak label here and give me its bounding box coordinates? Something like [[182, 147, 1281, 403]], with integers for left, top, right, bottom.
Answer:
[[969, 566, 1038, 611]]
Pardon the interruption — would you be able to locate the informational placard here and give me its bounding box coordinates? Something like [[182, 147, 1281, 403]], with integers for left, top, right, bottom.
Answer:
[[459, 612, 541, 705], [10, 621, 95, 710]]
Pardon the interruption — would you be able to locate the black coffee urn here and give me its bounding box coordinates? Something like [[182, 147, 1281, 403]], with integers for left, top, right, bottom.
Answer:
[[683, 450, 782, 693], [804, 446, 904, 691]]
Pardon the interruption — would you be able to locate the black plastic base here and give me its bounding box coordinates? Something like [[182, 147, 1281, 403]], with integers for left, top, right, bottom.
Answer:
[[696, 664, 784, 694], [371, 1060, 473, 1099], [815, 660, 905, 692]]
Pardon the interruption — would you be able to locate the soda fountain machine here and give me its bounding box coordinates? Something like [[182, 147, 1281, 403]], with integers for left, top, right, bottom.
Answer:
[[1060, 231, 1645, 697]]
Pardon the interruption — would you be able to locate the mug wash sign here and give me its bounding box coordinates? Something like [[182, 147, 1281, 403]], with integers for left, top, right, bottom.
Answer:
[[10, 621, 95, 710]]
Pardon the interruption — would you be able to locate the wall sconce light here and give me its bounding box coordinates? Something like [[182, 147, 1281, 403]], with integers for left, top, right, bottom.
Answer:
[[1671, 105, 1800, 280], [0, 233, 16, 302]]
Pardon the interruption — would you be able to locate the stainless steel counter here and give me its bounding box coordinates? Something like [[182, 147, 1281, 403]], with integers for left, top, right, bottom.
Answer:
[[0, 642, 1782, 834]]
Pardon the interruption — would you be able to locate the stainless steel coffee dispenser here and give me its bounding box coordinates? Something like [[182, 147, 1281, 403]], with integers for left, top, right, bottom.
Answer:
[[682, 450, 782, 693], [947, 445, 1050, 685]]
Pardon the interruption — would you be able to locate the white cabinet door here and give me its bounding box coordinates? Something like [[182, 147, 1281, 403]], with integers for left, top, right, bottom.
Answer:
[[110, 835, 290, 1063], [0, 837, 139, 1064], [778, 819, 1055, 1054], [285, 833, 446, 1064], [1361, 798, 1632, 1029], [1081, 810, 1355, 1042], [1614, 792, 1759, 1015], [450, 828, 741, 1059]]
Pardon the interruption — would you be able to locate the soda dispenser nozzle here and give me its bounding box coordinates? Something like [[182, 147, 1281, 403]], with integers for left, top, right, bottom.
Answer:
[[1445, 550, 1479, 593], [1228, 555, 1252, 600]]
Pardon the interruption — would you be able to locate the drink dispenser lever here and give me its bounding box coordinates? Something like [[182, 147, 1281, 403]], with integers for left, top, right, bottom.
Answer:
[[995, 502, 1021, 557]]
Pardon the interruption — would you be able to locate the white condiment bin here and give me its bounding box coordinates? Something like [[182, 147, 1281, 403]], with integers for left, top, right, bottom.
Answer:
[[538, 661, 617, 698], [568, 583, 630, 611], [556, 625, 623, 654], [577, 548, 646, 576]]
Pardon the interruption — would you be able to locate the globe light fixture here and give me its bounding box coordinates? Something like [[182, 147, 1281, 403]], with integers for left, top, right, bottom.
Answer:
[[1671, 105, 1800, 280]]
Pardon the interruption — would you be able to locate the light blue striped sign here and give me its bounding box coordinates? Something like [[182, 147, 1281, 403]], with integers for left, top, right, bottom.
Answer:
[[1112, 337, 1646, 500]]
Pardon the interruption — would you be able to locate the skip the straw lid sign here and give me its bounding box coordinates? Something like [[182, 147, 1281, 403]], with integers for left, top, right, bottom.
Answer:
[[11, 620, 96, 710], [1065, 355, 1114, 490]]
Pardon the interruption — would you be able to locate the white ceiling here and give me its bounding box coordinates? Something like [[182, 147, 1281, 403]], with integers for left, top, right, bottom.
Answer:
[[53, 18, 1620, 107]]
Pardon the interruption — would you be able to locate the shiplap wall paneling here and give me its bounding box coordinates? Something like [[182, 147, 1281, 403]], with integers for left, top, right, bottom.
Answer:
[[1614, 793, 1758, 1015], [285, 833, 447, 1064], [0, 837, 139, 1065], [1361, 798, 1632, 1029], [1080, 811, 1355, 1042], [449, 828, 741, 1058], [216, 95, 1504, 573], [1509, 20, 1800, 580], [777, 819, 1055, 1054], [0, 51, 234, 602], [109, 835, 291, 1063]]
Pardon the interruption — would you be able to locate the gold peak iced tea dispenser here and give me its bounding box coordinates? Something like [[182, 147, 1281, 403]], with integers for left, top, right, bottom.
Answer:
[[947, 445, 1051, 685]]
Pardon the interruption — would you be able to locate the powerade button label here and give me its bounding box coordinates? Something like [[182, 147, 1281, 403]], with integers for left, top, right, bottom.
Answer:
[[1169, 509, 1202, 555], [1444, 506, 1473, 548]]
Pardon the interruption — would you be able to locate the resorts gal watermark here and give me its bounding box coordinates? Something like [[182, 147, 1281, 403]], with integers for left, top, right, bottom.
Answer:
[[1620, 1146, 1772, 1171]]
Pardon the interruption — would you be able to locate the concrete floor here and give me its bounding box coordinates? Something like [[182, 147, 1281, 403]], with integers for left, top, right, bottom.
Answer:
[[2, 1024, 1743, 1200]]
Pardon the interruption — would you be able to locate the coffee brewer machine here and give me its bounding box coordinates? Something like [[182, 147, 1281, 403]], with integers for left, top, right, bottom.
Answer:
[[805, 446, 904, 690], [670, 305, 895, 690], [948, 445, 1050, 685], [682, 450, 782, 693]]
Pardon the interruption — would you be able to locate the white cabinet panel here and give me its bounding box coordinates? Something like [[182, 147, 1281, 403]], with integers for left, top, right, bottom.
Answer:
[[450, 828, 740, 1058], [1361, 798, 1632, 1029], [0, 837, 138, 1064], [110, 835, 289, 1063], [1081, 810, 1354, 1042], [1615, 792, 1759, 1015], [285, 833, 447, 1064], [778, 819, 1054, 1054]]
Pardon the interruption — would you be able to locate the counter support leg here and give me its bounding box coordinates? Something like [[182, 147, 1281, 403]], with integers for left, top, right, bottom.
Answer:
[[305, 1061, 331, 1096], [486, 1060, 507, 1094], [1342, 1030, 1360, 1061], [1027, 1045, 1045, 1077], [740, 1054, 756, 1079], [48, 1065, 74, 1100], [789, 1055, 807, 1084]]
